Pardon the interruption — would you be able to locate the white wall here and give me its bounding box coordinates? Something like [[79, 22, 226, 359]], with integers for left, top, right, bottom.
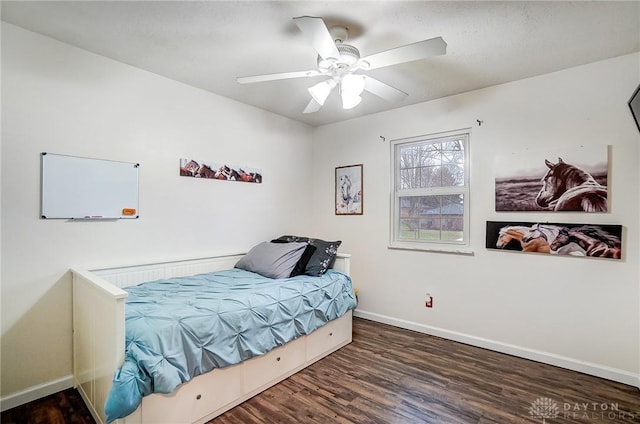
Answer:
[[311, 53, 640, 385], [0, 23, 314, 401]]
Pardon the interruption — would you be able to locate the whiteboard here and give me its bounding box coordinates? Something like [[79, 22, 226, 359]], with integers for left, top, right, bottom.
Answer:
[[41, 153, 139, 219]]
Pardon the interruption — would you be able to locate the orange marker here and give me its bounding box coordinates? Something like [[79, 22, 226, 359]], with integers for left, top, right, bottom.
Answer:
[[122, 208, 137, 216]]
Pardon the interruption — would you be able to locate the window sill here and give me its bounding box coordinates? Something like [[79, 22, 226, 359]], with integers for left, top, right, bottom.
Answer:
[[388, 243, 474, 255]]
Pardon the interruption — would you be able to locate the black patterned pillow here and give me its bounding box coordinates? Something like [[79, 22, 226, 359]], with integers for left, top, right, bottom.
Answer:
[[274, 236, 342, 276]]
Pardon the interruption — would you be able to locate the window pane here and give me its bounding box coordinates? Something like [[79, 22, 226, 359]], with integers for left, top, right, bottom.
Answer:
[[420, 165, 439, 188], [442, 140, 465, 163], [419, 195, 441, 212], [399, 196, 421, 217], [442, 164, 464, 186], [419, 145, 437, 167], [441, 194, 464, 242], [399, 194, 464, 242], [400, 168, 419, 189], [399, 218, 420, 239], [399, 141, 465, 189], [420, 217, 441, 241], [399, 146, 417, 168]]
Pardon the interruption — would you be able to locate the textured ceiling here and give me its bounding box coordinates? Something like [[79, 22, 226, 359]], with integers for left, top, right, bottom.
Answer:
[[2, 1, 639, 127]]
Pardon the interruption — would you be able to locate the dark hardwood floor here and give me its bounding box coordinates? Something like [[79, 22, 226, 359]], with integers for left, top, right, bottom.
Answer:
[[212, 318, 639, 424], [3, 317, 639, 423], [0, 388, 94, 424]]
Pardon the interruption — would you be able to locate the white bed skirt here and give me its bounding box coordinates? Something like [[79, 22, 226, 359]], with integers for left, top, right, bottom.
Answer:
[[71, 252, 352, 424]]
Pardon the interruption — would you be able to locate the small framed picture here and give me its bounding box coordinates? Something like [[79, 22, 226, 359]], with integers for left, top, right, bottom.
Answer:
[[335, 164, 363, 215]]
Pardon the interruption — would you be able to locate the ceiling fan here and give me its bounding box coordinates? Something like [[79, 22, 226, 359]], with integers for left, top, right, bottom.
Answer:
[[236, 16, 447, 114]]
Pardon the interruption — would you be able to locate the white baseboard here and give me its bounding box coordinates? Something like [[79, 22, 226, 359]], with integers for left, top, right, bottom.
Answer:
[[354, 309, 640, 389], [0, 374, 73, 412]]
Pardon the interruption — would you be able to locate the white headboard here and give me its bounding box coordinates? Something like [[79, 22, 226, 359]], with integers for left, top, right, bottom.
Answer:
[[89, 252, 351, 289]]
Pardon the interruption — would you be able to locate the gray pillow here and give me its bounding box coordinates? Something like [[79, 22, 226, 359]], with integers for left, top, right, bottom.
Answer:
[[235, 241, 308, 279]]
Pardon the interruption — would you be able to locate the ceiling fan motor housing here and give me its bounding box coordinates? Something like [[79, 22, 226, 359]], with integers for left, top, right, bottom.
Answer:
[[336, 44, 360, 64], [317, 43, 361, 72]]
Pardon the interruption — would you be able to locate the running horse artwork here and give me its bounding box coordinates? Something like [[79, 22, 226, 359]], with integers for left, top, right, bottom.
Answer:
[[550, 225, 621, 259], [487, 221, 622, 260], [179, 158, 262, 183], [180, 159, 200, 176], [523, 223, 586, 256], [496, 225, 551, 253], [535, 158, 607, 212]]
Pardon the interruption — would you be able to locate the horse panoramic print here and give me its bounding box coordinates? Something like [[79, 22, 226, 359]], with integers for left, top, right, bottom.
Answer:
[[180, 158, 262, 183], [495, 145, 608, 212], [486, 221, 622, 260]]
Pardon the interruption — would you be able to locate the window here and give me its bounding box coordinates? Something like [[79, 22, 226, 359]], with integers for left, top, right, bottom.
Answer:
[[390, 130, 470, 251]]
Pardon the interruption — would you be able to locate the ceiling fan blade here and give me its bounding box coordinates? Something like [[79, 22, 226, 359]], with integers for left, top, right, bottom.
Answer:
[[363, 76, 408, 103], [362, 37, 447, 70], [293, 16, 341, 61], [303, 98, 323, 114], [237, 70, 320, 84]]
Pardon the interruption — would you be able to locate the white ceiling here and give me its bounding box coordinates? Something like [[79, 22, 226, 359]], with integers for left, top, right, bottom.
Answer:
[[2, 1, 639, 127]]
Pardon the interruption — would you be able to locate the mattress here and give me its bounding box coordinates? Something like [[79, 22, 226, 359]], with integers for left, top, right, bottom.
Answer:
[[104, 268, 357, 422]]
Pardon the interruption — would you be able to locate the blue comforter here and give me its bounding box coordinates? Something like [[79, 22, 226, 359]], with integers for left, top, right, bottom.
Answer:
[[104, 268, 356, 422]]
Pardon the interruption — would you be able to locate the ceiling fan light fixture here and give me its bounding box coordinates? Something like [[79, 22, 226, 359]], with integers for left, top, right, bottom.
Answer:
[[308, 79, 337, 105], [341, 93, 362, 110], [339, 74, 365, 109], [341, 74, 366, 97]]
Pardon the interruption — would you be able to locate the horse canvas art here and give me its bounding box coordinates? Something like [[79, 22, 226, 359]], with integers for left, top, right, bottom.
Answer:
[[494, 146, 607, 212], [495, 225, 551, 253], [549, 225, 621, 259], [486, 221, 621, 260], [179, 158, 262, 184], [535, 158, 607, 212], [335, 164, 363, 215]]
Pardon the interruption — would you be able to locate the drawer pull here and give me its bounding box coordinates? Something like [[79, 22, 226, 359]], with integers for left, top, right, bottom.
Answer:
[[276, 356, 281, 362], [196, 394, 202, 400], [329, 332, 333, 337]]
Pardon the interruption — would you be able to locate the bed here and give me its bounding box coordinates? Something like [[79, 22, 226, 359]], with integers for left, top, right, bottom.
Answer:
[[71, 243, 355, 424]]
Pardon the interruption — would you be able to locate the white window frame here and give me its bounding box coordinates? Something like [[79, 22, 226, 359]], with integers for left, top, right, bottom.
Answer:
[[389, 129, 472, 254]]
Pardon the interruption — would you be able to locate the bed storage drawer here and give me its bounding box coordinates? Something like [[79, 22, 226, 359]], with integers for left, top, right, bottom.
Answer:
[[141, 363, 242, 423], [243, 336, 306, 393], [306, 314, 352, 361]]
